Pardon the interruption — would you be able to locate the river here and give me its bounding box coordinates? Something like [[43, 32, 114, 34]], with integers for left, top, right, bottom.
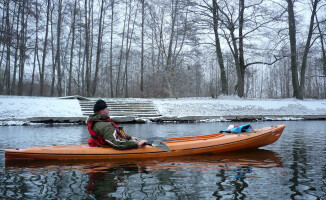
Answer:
[[0, 121, 325, 199]]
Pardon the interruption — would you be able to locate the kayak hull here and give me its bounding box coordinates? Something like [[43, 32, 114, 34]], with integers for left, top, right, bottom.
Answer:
[[5, 125, 285, 160]]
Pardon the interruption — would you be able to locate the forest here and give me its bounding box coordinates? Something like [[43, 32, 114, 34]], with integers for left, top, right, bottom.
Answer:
[[0, 0, 325, 99]]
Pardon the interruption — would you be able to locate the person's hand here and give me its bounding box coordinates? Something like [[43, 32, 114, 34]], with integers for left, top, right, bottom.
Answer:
[[131, 136, 139, 141], [138, 140, 148, 147]]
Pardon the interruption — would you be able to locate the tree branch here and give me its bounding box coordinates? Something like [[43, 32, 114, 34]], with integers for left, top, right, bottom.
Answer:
[[244, 55, 285, 68]]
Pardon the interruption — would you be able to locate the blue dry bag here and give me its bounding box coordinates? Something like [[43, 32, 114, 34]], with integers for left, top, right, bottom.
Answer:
[[220, 124, 252, 133], [229, 123, 251, 133]]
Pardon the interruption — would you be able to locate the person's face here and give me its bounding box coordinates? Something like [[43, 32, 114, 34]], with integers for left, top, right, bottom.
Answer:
[[99, 107, 109, 116]]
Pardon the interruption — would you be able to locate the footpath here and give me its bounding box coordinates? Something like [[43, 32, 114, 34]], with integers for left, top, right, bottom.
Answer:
[[0, 95, 326, 125]]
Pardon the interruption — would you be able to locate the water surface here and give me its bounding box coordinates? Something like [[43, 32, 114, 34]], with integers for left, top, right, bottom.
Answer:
[[0, 121, 325, 199]]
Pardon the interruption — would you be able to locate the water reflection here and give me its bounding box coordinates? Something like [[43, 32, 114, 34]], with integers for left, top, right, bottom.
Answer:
[[5, 149, 282, 199]]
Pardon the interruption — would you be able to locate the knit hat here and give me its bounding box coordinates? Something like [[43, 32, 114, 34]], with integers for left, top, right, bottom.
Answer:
[[93, 99, 107, 112]]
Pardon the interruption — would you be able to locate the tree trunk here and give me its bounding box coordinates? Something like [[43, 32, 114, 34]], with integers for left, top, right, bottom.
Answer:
[[109, 0, 115, 97], [18, 0, 27, 96], [286, 0, 301, 99], [30, 2, 40, 96], [91, 0, 105, 97], [4, 0, 12, 94], [166, 0, 177, 71], [89, 0, 95, 95], [11, 2, 21, 95], [50, 4, 56, 96], [76, 2, 83, 95], [165, 0, 178, 98], [84, 0, 91, 97], [299, 0, 319, 98], [229, 28, 242, 96], [116, 1, 128, 97], [40, 0, 50, 96], [68, 0, 77, 96], [55, 0, 63, 96], [0, 3, 5, 87], [124, 1, 138, 98], [287, 0, 319, 99], [212, 0, 228, 95], [123, 2, 132, 98], [140, 0, 145, 96], [238, 0, 245, 98], [316, 15, 326, 77]]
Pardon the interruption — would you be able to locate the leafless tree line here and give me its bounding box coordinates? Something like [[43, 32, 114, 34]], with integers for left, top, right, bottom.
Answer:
[[0, 0, 325, 99]]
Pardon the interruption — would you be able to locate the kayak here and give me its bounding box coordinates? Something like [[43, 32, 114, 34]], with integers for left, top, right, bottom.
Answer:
[[5, 125, 285, 160]]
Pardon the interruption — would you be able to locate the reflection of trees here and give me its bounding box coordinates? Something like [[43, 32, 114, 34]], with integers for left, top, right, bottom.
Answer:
[[213, 168, 226, 199], [87, 166, 141, 199], [1, 170, 89, 199], [212, 165, 249, 199], [323, 146, 326, 184], [289, 138, 307, 199], [230, 175, 248, 199], [323, 164, 326, 184]]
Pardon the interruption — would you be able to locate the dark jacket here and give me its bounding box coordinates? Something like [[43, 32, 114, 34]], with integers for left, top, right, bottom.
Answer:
[[87, 114, 138, 149]]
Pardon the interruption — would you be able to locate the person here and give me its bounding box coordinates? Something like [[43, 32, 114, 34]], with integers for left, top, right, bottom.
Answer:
[[87, 99, 148, 149]]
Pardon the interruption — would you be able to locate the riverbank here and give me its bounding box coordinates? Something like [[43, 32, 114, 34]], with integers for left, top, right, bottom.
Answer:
[[0, 95, 326, 125]]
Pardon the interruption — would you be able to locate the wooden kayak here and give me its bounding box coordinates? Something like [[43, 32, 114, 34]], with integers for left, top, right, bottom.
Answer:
[[5, 125, 285, 160]]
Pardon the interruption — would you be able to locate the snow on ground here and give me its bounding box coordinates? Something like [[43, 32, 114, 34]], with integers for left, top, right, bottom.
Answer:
[[0, 95, 326, 125], [152, 97, 326, 117], [0, 95, 84, 120]]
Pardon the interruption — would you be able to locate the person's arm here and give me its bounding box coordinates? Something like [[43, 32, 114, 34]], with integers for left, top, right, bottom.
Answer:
[[97, 123, 139, 149], [137, 140, 148, 147], [106, 134, 139, 149]]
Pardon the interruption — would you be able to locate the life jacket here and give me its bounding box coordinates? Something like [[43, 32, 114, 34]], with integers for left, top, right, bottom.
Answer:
[[87, 117, 126, 147]]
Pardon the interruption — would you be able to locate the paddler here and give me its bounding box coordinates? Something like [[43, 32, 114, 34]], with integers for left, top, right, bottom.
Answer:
[[87, 99, 148, 149]]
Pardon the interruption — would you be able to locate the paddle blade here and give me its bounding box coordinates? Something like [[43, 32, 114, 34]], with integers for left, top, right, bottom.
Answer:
[[151, 140, 171, 152]]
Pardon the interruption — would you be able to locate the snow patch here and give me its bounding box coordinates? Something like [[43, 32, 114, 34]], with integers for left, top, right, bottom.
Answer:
[[0, 95, 84, 120]]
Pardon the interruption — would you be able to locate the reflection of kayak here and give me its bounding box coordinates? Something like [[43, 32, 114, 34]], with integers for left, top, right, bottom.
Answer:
[[5, 125, 285, 160], [5, 149, 283, 172]]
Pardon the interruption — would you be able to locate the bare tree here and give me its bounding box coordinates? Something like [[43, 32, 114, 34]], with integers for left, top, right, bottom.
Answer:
[[91, 0, 105, 97], [215, 0, 283, 97], [50, 3, 56, 96], [3, 0, 15, 94], [115, 0, 128, 97], [18, 0, 28, 96], [68, 0, 77, 96], [11, 1, 21, 95], [84, 0, 92, 97], [140, 0, 145, 96], [287, 0, 320, 99], [123, 0, 139, 98], [40, 0, 50, 96], [212, 0, 227, 95], [315, 12, 326, 77], [54, 0, 63, 96], [30, 1, 41, 96], [109, 0, 115, 97]]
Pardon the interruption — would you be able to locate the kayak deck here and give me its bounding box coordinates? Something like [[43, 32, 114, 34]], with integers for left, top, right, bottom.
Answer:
[[5, 125, 285, 160]]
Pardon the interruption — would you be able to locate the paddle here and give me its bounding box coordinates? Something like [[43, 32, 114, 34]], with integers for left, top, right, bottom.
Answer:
[[145, 140, 171, 152]]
